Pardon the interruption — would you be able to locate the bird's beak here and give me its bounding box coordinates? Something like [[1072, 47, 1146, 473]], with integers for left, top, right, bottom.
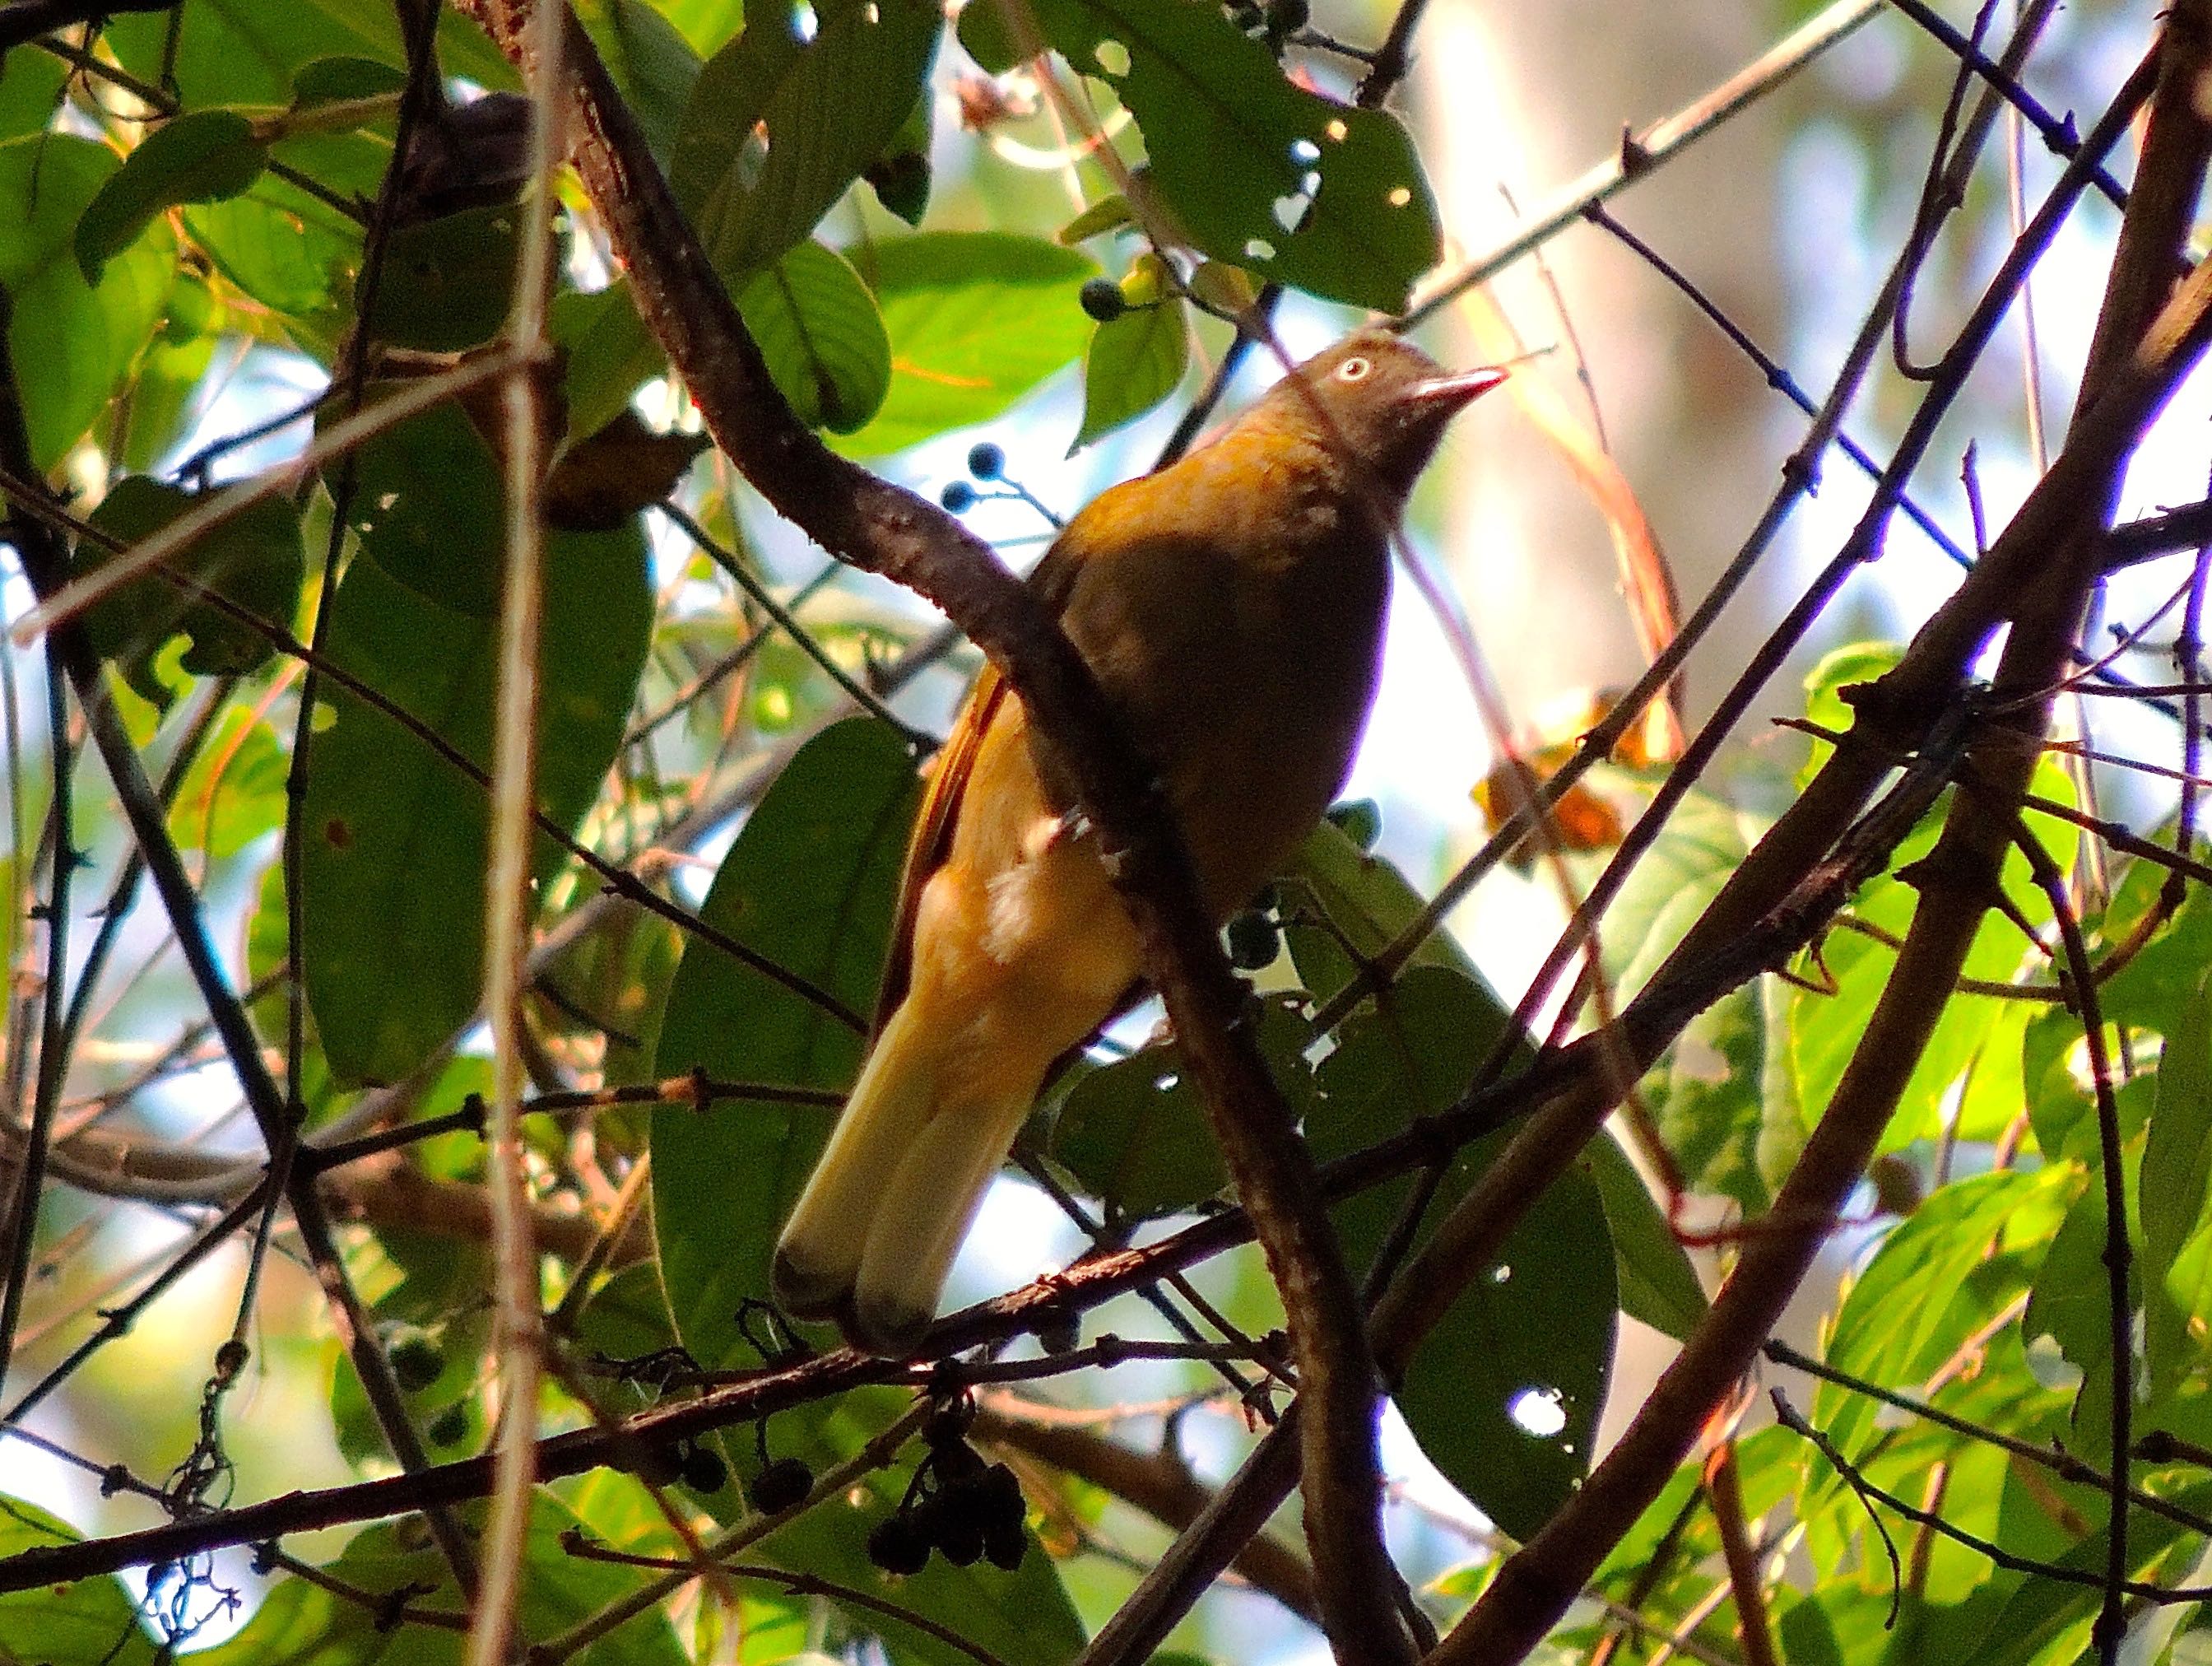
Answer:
[[1406, 366, 1510, 413]]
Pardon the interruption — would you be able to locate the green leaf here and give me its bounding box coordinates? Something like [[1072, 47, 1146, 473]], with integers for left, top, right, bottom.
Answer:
[[1789, 758, 2077, 1153], [77, 476, 304, 704], [1053, 990, 1314, 1219], [0, 1496, 159, 1664], [1309, 966, 1612, 1539], [1815, 1166, 2075, 1467], [1584, 1132, 1706, 1341], [184, 171, 360, 355], [342, 400, 505, 617], [366, 202, 523, 352], [0, 49, 67, 143], [975, 0, 1439, 309], [1072, 291, 1189, 451], [2144, 970, 2212, 1394], [578, 0, 704, 162], [736, 239, 892, 432], [672, 0, 942, 281], [103, 1, 514, 109], [1279, 813, 1484, 1003], [651, 718, 919, 1366], [76, 109, 267, 284], [555, 282, 669, 442], [301, 522, 652, 1087], [835, 232, 1097, 457], [0, 135, 176, 468], [168, 708, 288, 858], [1058, 193, 1135, 244], [290, 56, 410, 106]]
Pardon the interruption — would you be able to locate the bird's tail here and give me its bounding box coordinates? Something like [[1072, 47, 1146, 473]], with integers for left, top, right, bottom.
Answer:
[[772, 997, 1043, 1354]]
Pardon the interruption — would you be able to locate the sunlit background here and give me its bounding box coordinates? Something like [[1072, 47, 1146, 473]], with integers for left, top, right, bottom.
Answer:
[[2, 0, 2201, 1657]]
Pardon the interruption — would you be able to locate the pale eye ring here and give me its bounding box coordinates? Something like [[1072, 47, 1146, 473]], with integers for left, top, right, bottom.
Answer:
[[1336, 356, 1373, 382]]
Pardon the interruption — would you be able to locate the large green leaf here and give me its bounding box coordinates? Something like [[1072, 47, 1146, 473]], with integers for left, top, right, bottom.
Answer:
[[2143, 970, 2212, 1396], [367, 202, 523, 353], [76, 109, 267, 284], [554, 282, 669, 442], [1815, 1166, 2075, 1468], [1052, 990, 1313, 1220], [735, 239, 892, 433], [578, 0, 705, 164], [301, 518, 652, 1086], [963, 0, 1438, 310], [0, 49, 65, 142], [651, 718, 919, 1367], [0, 135, 175, 468], [184, 171, 361, 356], [1280, 813, 1483, 1003], [1787, 761, 2078, 1154], [835, 233, 1097, 458], [1584, 1133, 1706, 1342], [672, 0, 941, 281], [0, 1496, 158, 1664], [102, 1, 514, 109], [75, 475, 303, 705], [1311, 966, 1614, 1540]]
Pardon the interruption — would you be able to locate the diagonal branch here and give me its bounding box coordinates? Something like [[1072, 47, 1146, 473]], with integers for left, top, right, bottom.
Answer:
[[458, 2, 1406, 1656]]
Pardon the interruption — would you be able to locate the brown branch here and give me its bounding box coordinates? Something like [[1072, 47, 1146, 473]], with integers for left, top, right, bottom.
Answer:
[[456, 5, 1406, 1656], [1703, 1438, 1778, 1666]]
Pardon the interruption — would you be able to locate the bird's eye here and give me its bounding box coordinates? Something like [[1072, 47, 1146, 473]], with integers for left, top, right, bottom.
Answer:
[[1336, 356, 1372, 382]]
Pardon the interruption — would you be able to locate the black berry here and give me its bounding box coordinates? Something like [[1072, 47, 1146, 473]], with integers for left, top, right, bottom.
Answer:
[[1080, 277, 1127, 323], [746, 1455, 813, 1513], [1224, 910, 1279, 970], [680, 1445, 729, 1493], [967, 442, 1005, 480], [941, 481, 977, 513], [867, 1514, 931, 1576], [390, 1338, 444, 1392]]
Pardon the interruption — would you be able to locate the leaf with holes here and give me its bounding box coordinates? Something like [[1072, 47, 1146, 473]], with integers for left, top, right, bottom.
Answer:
[[651, 718, 918, 1367], [737, 239, 892, 432], [671, 0, 941, 282], [835, 232, 1096, 457], [1308, 966, 1614, 1539], [75, 109, 267, 284], [1071, 287, 1187, 452], [970, 0, 1438, 310]]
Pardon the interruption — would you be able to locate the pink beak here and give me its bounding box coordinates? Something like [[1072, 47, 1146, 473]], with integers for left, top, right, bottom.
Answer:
[[1407, 366, 1510, 413]]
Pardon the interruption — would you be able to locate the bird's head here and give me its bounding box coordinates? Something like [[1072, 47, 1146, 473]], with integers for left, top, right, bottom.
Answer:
[[1245, 328, 1505, 501]]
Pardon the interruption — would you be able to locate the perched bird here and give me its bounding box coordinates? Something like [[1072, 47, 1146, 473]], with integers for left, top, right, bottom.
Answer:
[[773, 329, 1503, 1353]]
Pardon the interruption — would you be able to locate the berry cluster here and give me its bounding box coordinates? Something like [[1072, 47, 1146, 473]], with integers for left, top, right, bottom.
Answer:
[[939, 444, 1063, 533], [866, 1401, 1029, 1576], [636, 1436, 729, 1495]]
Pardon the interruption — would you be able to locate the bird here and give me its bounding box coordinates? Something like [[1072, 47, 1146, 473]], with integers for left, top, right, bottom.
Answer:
[[771, 328, 1504, 1354]]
